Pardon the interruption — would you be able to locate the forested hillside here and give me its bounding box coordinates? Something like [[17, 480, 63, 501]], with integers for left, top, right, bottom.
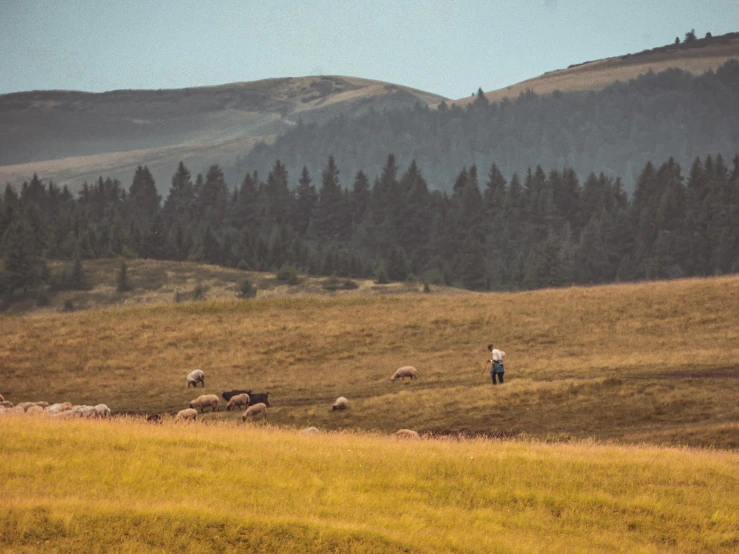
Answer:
[[234, 61, 739, 194], [2, 148, 738, 307]]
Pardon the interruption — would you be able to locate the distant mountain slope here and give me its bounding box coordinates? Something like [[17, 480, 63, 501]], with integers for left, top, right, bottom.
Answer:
[[0, 76, 446, 191], [235, 60, 739, 194], [452, 31, 739, 105]]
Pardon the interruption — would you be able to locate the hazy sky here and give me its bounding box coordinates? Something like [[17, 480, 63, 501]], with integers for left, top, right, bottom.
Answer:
[[1, 0, 737, 99]]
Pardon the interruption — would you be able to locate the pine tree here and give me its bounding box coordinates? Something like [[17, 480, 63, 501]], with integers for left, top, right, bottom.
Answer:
[[128, 165, 161, 222], [70, 249, 87, 290], [314, 156, 350, 241], [142, 214, 167, 259], [385, 246, 410, 281], [116, 259, 131, 292], [162, 162, 194, 227], [264, 160, 292, 227], [395, 160, 431, 260], [293, 166, 318, 235], [371, 154, 399, 224], [349, 170, 371, 227], [198, 165, 229, 223], [1, 219, 36, 294]]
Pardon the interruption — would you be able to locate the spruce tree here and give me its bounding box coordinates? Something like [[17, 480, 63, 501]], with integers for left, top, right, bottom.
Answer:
[[1, 219, 36, 294], [116, 259, 131, 292], [128, 165, 160, 222], [293, 166, 318, 235], [314, 156, 350, 241]]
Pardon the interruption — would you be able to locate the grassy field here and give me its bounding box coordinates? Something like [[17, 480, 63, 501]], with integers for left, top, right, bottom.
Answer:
[[1, 269, 738, 447], [2, 417, 738, 553], [2, 258, 449, 315]]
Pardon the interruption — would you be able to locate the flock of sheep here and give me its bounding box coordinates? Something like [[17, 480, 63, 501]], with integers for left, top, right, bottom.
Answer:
[[0, 365, 421, 439], [172, 366, 421, 438], [0, 394, 111, 419], [170, 369, 272, 423]]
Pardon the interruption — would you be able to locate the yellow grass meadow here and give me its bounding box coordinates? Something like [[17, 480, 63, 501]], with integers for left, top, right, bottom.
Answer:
[[1, 416, 738, 553]]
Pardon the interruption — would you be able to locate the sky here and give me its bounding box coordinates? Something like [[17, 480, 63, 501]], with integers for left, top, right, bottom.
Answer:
[[1, 0, 738, 99]]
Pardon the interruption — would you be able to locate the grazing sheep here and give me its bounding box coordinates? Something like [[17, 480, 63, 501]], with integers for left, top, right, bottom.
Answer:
[[26, 405, 45, 416], [223, 390, 270, 407], [298, 427, 321, 436], [186, 369, 205, 388], [248, 392, 270, 407], [146, 414, 162, 424], [17, 402, 37, 412], [0, 401, 14, 409], [189, 394, 219, 413], [34, 401, 49, 408], [94, 404, 111, 418], [66, 405, 97, 418], [241, 403, 267, 421], [226, 393, 250, 411], [395, 429, 421, 440], [332, 396, 349, 411], [175, 408, 198, 422], [390, 366, 418, 382], [44, 402, 72, 413], [222, 389, 251, 402]]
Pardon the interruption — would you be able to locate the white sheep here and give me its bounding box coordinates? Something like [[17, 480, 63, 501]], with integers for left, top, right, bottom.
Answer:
[[67, 405, 97, 418], [226, 393, 250, 411], [298, 427, 321, 435], [390, 366, 418, 382], [241, 403, 267, 421], [0, 401, 14, 409], [44, 402, 72, 413], [332, 396, 349, 411], [26, 405, 45, 416], [94, 404, 111, 418], [175, 408, 198, 421], [395, 429, 421, 440], [186, 369, 205, 388], [189, 394, 219, 413], [17, 402, 37, 412]]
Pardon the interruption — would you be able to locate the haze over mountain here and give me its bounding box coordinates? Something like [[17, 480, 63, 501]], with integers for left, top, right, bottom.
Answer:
[[1, 32, 738, 193], [0, 76, 445, 191]]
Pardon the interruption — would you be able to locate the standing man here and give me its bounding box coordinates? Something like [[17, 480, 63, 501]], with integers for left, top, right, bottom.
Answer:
[[487, 343, 506, 385]]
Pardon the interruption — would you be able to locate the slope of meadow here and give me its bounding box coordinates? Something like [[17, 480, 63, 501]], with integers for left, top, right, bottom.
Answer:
[[1, 417, 737, 553], [452, 31, 739, 105], [1, 273, 738, 447]]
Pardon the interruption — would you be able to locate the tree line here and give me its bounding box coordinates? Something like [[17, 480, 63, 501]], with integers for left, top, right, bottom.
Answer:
[[233, 60, 739, 195], [1, 150, 738, 306]]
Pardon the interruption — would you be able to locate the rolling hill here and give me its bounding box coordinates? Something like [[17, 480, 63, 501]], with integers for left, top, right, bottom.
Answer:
[[0, 76, 446, 191], [3, 33, 738, 194], [451, 31, 739, 105]]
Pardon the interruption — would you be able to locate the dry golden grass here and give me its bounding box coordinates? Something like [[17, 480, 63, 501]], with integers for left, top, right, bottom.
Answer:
[[1, 417, 737, 553], [2, 270, 738, 447]]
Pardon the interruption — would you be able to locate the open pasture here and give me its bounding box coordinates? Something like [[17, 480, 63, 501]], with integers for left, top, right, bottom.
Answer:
[[1, 417, 738, 553], [1, 274, 738, 447]]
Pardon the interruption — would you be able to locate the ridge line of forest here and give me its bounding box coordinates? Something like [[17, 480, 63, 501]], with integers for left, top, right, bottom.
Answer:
[[231, 60, 739, 194], [1, 148, 738, 306]]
